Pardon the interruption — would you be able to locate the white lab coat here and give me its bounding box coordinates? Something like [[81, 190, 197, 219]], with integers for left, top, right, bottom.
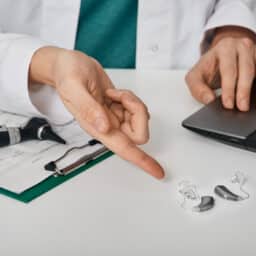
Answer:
[[0, 0, 255, 123]]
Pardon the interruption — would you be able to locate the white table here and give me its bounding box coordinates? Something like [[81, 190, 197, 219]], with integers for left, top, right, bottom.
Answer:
[[1, 70, 256, 256]]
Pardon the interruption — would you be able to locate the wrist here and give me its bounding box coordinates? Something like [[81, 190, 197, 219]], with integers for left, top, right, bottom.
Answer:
[[211, 26, 256, 47], [29, 46, 65, 88]]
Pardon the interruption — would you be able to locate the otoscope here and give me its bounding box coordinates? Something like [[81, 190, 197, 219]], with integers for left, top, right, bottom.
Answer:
[[0, 117, 66, 147]]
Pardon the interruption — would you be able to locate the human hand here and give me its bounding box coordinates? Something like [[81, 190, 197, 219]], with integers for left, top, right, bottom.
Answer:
[[30, 47, 165, 179], [186, 26, 256, 111]]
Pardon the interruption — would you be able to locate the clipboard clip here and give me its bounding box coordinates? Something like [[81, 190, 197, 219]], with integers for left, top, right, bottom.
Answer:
[[44, 139, 110, 177]]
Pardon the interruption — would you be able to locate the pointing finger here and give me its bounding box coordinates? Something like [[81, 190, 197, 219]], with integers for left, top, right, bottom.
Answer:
[[218, 46, 238, 109], [236, 38, 255, 111]]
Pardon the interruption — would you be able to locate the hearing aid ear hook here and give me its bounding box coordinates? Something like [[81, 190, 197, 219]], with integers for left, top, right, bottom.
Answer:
[[178, 180, 215, 212], [231, 171, 249, 199], [214, 171, 250, 201], [230, 171, 246, 187], [178, 180, 200, 209]]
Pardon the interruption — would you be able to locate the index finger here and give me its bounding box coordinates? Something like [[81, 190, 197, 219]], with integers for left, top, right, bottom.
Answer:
[[218, 46, 238, 109], [97, 129, 165, 179], [65, 89, 164, 179], [75, 107, 165, 179]]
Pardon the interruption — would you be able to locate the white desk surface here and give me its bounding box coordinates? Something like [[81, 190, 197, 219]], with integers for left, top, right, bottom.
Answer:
[[1, 70, 256, 256]]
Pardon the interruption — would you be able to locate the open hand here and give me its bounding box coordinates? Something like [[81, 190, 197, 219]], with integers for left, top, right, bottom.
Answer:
[[30, 48, 165, 179], [186, 26, 256, 111]]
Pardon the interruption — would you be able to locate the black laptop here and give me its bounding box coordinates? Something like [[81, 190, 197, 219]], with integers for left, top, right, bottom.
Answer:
[[182, 96, 256, 152]]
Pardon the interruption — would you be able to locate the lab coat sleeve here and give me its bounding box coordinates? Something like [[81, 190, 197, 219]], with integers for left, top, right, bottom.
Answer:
[[0, 33, 73, 124], [202, 0, 256, 53]]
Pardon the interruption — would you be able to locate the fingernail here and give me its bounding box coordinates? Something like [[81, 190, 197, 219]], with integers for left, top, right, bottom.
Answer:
[[239, 99, 249, 111], [94, 117, 108, 133], [202, 93, 214, 104], [225, 98, 234, 109]]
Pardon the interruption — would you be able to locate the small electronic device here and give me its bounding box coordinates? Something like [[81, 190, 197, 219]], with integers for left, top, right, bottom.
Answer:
[[182, 95, 256, 152], [0, 117, 66, 147]]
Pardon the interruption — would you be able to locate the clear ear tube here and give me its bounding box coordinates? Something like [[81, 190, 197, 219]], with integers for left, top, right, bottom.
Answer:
[[231, 171, 250, 199]]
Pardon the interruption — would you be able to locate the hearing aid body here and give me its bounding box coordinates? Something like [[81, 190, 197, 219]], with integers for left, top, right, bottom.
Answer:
[[214, 185, 244, 201], [193, 196, 215, 212]]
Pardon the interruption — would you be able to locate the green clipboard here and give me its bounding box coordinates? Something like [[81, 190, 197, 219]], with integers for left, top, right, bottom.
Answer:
[[0, 151, 113, 203]]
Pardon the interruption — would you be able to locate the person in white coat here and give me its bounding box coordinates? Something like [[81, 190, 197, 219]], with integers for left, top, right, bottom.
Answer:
[[0, 0, 256, 179]]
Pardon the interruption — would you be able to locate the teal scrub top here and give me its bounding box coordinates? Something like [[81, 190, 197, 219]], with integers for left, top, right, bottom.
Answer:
[[75, 0, 138, 68]]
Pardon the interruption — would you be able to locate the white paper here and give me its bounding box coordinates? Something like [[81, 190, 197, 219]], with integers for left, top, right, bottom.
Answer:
[[0, 112, 101, 194]]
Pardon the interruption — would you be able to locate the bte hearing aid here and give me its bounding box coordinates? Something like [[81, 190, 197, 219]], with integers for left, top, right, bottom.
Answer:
[[178, 180, 215, 212], [214, 185, 244, 201], [214, 171, 250, 201]]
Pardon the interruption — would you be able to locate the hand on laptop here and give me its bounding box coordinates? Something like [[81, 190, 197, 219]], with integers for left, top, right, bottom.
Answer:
[[186, 26, 256, 112], [30, 47, 165, 180]]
